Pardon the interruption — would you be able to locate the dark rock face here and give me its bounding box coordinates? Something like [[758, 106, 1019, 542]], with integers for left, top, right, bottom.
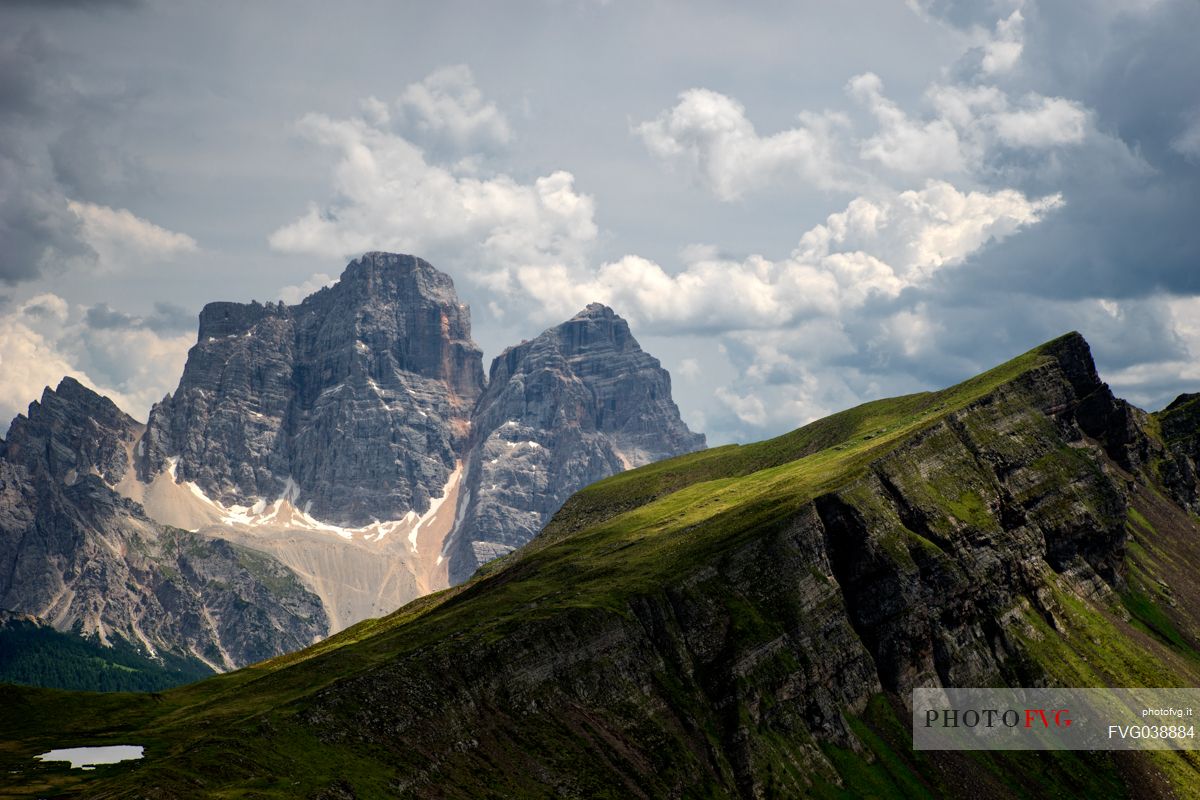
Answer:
[[448, 303, 706, 581], [1044, 333, 1153, 474], [1157, 392, 1200, 513], [138, 255, 703, 580], [0, 380, 327, 671], [2, 377, 140, 485], [816, 363, 1127, 694], [140, 252, 485, 525]]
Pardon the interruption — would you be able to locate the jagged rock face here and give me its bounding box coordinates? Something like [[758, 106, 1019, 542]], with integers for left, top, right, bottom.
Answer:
[[448, 303, 706, 582], [817, 364, 1127, 693], [2, 377, 141, 486], [140, 252, 485, 525], [138, 257, 701, 585], [1161, 393, 1200, 449], [1157, 392, 1200, 513], [0, 380, 328, 671]]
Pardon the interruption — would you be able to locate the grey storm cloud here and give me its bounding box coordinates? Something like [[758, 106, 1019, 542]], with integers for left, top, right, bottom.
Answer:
[[83, 302, 138, 329], [0, 21, 148, 285], [49, 118, 146, 201], [85, 301, 194, 334], [0, 28, 89, 284], [952, 0, 1200, 301], [0, 0, 140, 8], [0, 159, 90, 284]]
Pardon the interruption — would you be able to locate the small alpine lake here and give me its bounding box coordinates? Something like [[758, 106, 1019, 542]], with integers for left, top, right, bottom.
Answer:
[[34, 745, 144, 770]]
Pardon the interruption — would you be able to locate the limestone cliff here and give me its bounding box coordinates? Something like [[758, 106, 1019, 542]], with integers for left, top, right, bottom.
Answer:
[[0, 380, 327, 673], [131, 254, 703, 621], [448, 302, 705, 582], [1156, 392, 1200, 513], [140, 252, 485, 526]]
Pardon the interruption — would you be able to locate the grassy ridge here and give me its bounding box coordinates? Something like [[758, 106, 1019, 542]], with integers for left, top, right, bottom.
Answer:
[[547, 335, 1062, 543]]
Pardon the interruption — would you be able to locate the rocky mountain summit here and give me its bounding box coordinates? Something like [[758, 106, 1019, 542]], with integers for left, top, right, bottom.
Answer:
[[447, 302, 705, 581], [0, 253, 703, 679], [0, 380, 327, 673], [139, 252, 485, 525], [2, 377, 139, 487]]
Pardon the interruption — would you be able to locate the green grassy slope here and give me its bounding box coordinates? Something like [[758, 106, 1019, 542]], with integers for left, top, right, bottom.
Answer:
[[4, 332, 1200, 798], [537, 335, 1051, 545]]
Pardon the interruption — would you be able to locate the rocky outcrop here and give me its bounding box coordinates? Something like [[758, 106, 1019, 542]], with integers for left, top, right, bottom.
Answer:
[[140, 252, 485, 525], [1156, 393, 1200, 514], [0, 379, 327, 672], [1, 377, 140, 486], [447, 303, 705, 582], [816, 343, 1128, 694]]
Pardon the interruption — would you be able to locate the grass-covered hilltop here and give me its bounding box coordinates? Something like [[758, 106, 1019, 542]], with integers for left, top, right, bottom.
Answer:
[[4, 332, 1200, 798]]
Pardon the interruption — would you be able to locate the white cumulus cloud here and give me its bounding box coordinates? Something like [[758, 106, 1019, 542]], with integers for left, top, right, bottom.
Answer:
[[637, 66, 1093, 199], [855, 76, 1089, 176], [514, 180, 1063, 335], [67, 200, 198, 271], [0, 293, 192, 428], [714, 386, 768, 427], [981, 8, 1025, 75], [798, 180, 1064, 283], [990, 95, 1089, 148], [388, 65, 512, 152], [850, 73, 968, 176], [268, 110, 597, 295], [634, 88, 853, 200]]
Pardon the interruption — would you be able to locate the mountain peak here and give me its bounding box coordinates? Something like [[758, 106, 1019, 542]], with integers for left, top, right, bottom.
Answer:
[[6, 375, 139, 485], [1164, 392, 1200, 414], [35, 376, 134, 429], [35, 376, 108, 411], [146, 251, 486, 526], [52, 375, 88, 396], [454, 301, 705, 581], [1036, 330, 1102, 398], [342, 251, 436, 278], [572, 302, 616, 320], [333, 252, 460, 305]]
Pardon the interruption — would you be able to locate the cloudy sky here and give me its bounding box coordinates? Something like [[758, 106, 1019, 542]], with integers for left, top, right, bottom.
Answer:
[[1, 0, 1198, 444]]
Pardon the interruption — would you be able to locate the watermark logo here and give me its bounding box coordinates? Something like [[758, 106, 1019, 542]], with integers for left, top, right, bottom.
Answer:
[[913, 688, 1199, 750], [922, 707, 1072, 729]]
